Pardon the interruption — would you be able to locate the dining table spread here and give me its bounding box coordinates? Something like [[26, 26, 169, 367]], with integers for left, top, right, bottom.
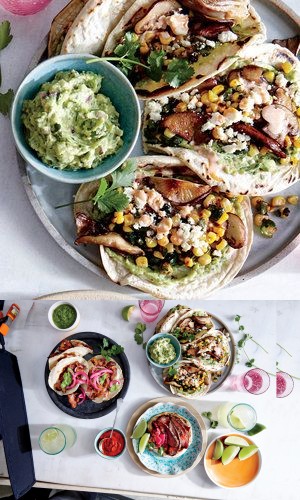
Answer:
[[0, 0, 299, 301], [0, 299, 299, 500]]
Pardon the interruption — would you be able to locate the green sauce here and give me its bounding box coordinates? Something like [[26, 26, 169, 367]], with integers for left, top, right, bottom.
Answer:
[[52, 304, 77, 329]]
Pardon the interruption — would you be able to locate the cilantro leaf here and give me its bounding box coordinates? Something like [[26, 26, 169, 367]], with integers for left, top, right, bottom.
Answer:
[[113, 32, 140, 75], [110, 159, 136, 189], [201, 412, 218, 429], [0, 21, 13, 51], [0, 88, 14, 116], [93, 178, 108, 203], [102, 338, 109, 348], [245, 358, 255, 368], [234, 315, 241, 322], [134, 322, 146, 346], [147, 50, 165, 82], [96, 189, 129, 215], [164, 59, 195, 88], [99, 338, 124, 360], [168, 366, 177, 377]]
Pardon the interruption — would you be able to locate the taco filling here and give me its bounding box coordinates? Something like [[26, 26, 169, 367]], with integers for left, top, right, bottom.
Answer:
[[85, 355, 123, 402], [147, 412, 192, 456], [103, 0, 264, 96], [171, 311, 214, 343], [53, 360, 89, 394], [182, 330, 230, 370], [163, 360, 211, 396]]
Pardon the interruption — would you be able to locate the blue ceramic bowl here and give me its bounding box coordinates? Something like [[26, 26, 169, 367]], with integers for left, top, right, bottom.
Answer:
[[94, 427, 126, 460], [146, 333, 181, 369], [11, 54, 141, 184]]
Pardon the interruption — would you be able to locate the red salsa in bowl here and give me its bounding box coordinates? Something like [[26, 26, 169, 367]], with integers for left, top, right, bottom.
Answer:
[[95, 428, 126, 459]]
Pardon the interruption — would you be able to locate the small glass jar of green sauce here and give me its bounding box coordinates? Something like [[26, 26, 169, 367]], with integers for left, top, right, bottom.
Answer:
[[48, 302, 80, 331]]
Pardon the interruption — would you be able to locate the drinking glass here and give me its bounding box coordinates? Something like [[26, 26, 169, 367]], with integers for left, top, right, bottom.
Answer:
[[227, 403, 257, 432], [39, 427, 66, 455], [138, 300, 165, 322], [53, 424, 77, 448], [243, 368, 270, 395], [0, 0, 52, 15], [276, 371, 294, 398]]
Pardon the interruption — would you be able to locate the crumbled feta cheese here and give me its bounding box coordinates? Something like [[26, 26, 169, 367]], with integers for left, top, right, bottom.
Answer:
[[181, 242, 191, 252], [187, 96, 198, 110], [148, 101, 162, 122], [190, 89, 199, 96], [275, 73, 288, 88], [250, 88, 272, 105], [160, 96, 169, 105], [181, 39, 191, 48], [218, 31, 238, 43], [202, 112, 225, 131], [212, 250, 222, 257], [180, 92, 190, 103], [239, 96, 255, 113], [206, 39, 216, 47], [223, 108, 243, 125]]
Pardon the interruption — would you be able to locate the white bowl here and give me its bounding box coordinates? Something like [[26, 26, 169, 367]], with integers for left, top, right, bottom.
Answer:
[[48, 301, 80, 332]]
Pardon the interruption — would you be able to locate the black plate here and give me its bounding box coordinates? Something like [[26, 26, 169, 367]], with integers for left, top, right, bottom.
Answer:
[[45, 332, 130, 419]]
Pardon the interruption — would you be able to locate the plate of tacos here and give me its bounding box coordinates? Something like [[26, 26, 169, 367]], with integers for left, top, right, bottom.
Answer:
[[17, 0, 300, 298], [126, 397, 207, 476], [149, 305, 235, 397], [45, 331, 130, 418]]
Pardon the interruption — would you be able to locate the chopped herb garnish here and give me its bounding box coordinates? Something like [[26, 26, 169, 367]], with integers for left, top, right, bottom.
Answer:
[[134, 322, 146, 346], [99, 338, 124, 360], [202, 411, 218, 429]]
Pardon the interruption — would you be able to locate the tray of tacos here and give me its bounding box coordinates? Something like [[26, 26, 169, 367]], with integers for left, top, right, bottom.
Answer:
[[45, 331, 130, 418], [17, 0, 300, 298]]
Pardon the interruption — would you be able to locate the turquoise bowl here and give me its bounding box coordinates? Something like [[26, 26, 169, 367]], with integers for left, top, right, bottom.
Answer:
[[11, 54, 141, 184], [94, 428, 126, 460], [146, 333, 181, 369]]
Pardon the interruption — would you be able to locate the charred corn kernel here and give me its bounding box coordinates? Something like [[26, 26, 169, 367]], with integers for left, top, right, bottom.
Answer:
[[232, 91, 240, 102], [184, 257, 194, 268], [124, 214, 134, 225], [216, 239, 228, 251], [146, 237, 157, 248], [201, 91, 211, 105], [154, 250, 164, 259], [229, 78, 239, 89], [291, 156, 298, 167], [254, 214, 266, 227], [166, 243, 174, 253], [271, 195, 286, 207], [190, 210, 200, 223], [206, 231, 218, 244], [263, 70, 275, 83], [231, 102, 239, 109], [221, 198, 233, 212], [284, 135, 292, 148], [159, 32, 173, 44], [296, 108, 300, 117], [280, 157, 289, 165], [217, 212, 229, 225], [170, 232, 182, 245], [212, 84, 224, 95], [251, 196, 264, 208], [203, 194, 216, 208], [200, 208, 212, 219], [192, 247, 204, 257], [208, 90, 219, 102], [108, 223, 115, 231], [198, 253, 212, 266], [287, 195, 299, 205], [172, 214, 181, 227], [293, 136, 300, 147], [113, 211, 124, 224], [136, 256, 148, 268], [249, 144, 259, 157], [157, 236, 169, 247], [210, 102, 219, 112], [164, 127, 175, 138], [260, 146, 269, 156], [175, 101, 187, 112], [144, 31, 155, 43], [236, 195, 244, 203], [123, 225, 133, 233], [139, 43, 150, 55], [282, 61, 293, 74], [214, 226, 226, 238]]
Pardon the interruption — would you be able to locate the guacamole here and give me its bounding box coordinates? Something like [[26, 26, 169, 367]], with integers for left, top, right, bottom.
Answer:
[[22, 70, 123, 170], [149, 338, 176, 365]]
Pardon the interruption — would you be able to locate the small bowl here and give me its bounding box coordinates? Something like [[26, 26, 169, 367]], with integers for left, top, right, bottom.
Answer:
[[146, 333, 181, 369], [48, 301, 80, 332], [11, 54, 140, 184], [94, 428, 126, 460], [204, 433, 262, 488]]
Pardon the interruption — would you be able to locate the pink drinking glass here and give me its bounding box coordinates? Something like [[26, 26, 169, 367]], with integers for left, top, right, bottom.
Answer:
[[243, 368, 270, 395], [138, 300, 165, 323], [0, 0, 53, 15], [276, 371, 294, 398]]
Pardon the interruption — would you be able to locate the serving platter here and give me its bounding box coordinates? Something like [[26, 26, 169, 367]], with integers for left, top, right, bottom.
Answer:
[[45, 331, 130, 418], [126, 396, 207, 477], [148, 312, 235, 395], [18, 0, 300, 297]]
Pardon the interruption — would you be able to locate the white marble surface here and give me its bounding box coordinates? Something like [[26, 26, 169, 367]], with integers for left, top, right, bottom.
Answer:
[[0, 299, 299, 499], [0, 0, 299, 299]]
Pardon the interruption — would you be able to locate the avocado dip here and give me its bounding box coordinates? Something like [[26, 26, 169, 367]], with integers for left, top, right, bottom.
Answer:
[[149, 338, 176, 365], [22, 70, 123, 170], [52, 303, 77, 329]]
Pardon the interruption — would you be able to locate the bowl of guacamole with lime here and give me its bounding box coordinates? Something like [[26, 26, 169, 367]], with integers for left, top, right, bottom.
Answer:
[[146, 333, 181, 368], [11, 54, 140, 183]]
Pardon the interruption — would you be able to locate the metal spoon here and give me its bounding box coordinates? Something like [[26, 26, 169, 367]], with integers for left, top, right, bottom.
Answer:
[[99, 398, 123, 450]]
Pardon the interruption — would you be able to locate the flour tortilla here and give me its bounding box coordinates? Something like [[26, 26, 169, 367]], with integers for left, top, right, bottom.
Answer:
[[143, 44, 300, 195], [61, 0, 136, 55], [147, 411, 192, 457], [48, 344, 93, 370], [74, 156, 253, 299], [163, 360, 212, 399], [156, 307, 215, 341], [103, 0, 265, 99], [48, 356, 89, 396], [85, 355, 124, 403], [183, 330, 231, 372]]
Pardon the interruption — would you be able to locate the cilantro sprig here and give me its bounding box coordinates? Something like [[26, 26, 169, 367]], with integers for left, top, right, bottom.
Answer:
[[234, 314, 268, 367], [201, 412, 218, 429], [99, 337, 124, 360], [134, 322, 146, 347], [0, 20, 14, 116]]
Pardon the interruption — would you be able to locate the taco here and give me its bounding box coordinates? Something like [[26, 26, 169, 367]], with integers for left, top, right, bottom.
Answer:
[[84, 355, 124, 403], [48, 355, 89, 396], [143, 43, 300, 195], [159, 307, 215, 343], [163, 359, 211, 398], [182, 329, 231, 371], [74, 156, 252, 299], [102, 0, 265, 99], [48, 339, 93, 370], [147, 411, 192, 456]]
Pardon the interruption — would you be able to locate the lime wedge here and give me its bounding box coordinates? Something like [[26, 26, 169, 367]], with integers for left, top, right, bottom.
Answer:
[[229, 414, 246, 430], [212, 439, 224, 460], [221, 445, 240, 465], [122, 305, 135, 321], [132, 418, 147, 439], [139, 432, 150, 454], [239, 445, 259, 461], [247, 423, 266, 436], [224, 436, 249, 447]]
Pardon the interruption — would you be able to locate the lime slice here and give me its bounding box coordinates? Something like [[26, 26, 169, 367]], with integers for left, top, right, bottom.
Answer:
[[224, 436, 249, 447], [43, 429, 59, 442], [229, 414, 246, 430], [212, 439, 224, 460], [239, 445, 259, 461], [139, 432, 150, 454], [221, 445, 240, 465], [247, 423, 266, 436], [122, 305, 135, 321], [132, 418, 147, 439]]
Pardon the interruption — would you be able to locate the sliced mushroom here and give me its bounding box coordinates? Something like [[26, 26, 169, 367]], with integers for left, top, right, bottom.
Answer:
[[224, 213, 246, 249], [272, 35, 300, 56], [262, 104, 299, 144], [75, 232, 144, 255], [134, 0, 181, 34], [227, 69, 240, 83], [149, 177, 211, 204], [241, 65, 263, 83], [162, 111, 203, 142]]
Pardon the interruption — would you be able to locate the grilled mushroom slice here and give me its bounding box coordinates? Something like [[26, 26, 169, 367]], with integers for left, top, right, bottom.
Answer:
[[75, 232, 144, 255], [149, 177, 211, 204], [224, 213, 246, 249]]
